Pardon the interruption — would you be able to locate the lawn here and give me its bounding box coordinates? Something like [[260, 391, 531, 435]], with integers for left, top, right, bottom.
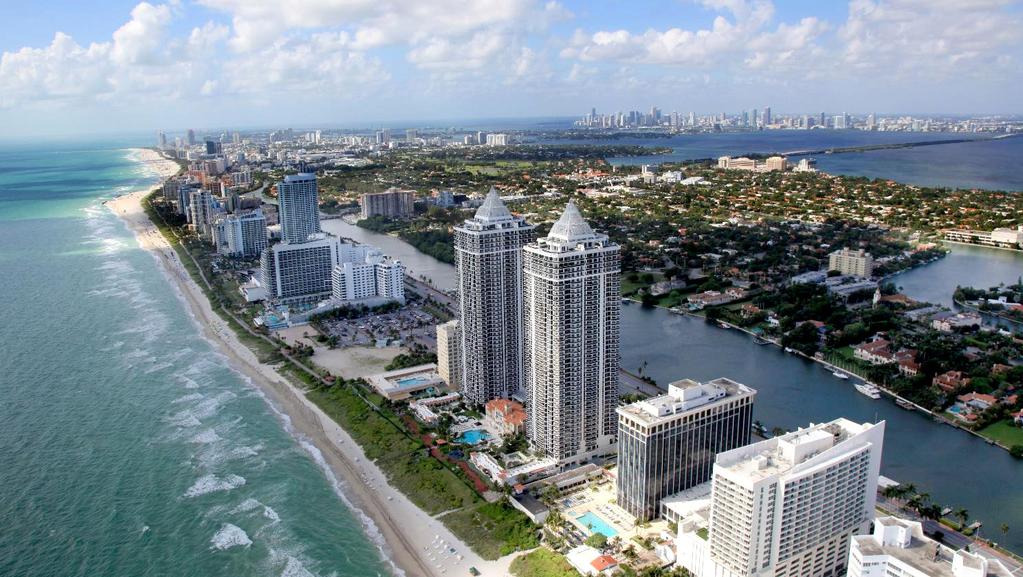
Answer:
[[443, 501, 540, 560], [509, 548, 576, 577], [979, 420, 1023, 447]]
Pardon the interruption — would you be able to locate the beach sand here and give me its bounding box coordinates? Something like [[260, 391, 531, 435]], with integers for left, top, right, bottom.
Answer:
[[106, 152, 522, 577]]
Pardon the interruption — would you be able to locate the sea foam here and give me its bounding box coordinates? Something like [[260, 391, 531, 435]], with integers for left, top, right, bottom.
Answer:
[[184, 474, 246, 498], [210, 523, 252, 550]]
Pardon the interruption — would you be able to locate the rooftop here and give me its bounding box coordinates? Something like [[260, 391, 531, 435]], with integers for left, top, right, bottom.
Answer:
[[854, 517, 1012, 577], [617, 377, 756, 426], [715, 418, 879, 482]]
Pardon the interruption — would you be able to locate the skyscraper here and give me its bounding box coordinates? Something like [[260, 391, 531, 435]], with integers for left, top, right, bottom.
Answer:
[[436, 320, 461, 389], [763, 106, 771, 126], [617, 378, 756, 521], [277, 173, 321, 244], [454, 188, 534, 405], [523, 201, 620, 464], [187, 129, 196, 146], [677, 418, 885, 577]]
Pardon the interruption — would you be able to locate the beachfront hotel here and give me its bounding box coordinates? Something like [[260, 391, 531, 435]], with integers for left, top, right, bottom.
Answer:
[[187, 188, 217, 241], [676, 418, 885, 577], [454, 187, 534, 405], [277, 173, 321, 244], [261, 234, 338, 304], [330, 243, 405, 304], [616, 378, 756, 521], [523, 201, 620, 464], [847, 516, 1011, 577]]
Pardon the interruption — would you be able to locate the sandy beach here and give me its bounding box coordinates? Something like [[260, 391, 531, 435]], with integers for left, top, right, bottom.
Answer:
[[106, 151, 520, 577]]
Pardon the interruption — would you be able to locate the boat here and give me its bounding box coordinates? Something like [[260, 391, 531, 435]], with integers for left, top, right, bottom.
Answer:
[[718, 321, 730, 329], [784, 347, 795, 354], [855, 384, 881, 399], [752, 336, 769, 345], [832, 371, 849, 380], [895, 398, 916, 411]]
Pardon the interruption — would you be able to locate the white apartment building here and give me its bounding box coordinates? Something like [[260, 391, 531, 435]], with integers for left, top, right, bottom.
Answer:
[[829, 248, 875, 278], [617, 378, 756, 521], [213, 209, 267, 259], [436, 320, 461, 388], [848, 517, 1011, 577], [277, 173, 321, 244], [454, 188, 534, 405], [360, 189, 415, 220], [188, 189, 218, 241], [486, 133, 508, 146], [523, 201, 620, 464], [330, 243, 404, 304], [677, 418, 885, 577]]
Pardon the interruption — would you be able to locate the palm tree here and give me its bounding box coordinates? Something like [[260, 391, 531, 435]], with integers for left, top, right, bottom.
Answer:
[[954, 508, 970, 530], [1000, 523, 1009, 538]]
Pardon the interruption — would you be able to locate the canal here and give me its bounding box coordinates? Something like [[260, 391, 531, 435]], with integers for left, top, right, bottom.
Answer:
[[321, 222, 1023, 551]]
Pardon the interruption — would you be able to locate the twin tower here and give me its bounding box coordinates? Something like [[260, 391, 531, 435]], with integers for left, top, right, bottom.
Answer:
[[454, 188, 621, 463]]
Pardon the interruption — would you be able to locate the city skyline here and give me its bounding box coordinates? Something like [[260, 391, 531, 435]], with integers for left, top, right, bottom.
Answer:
[[2, 0, 1022, 136]]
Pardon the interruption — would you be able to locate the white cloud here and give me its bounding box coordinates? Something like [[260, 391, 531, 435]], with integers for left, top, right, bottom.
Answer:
[[111, 2, 173, 65]]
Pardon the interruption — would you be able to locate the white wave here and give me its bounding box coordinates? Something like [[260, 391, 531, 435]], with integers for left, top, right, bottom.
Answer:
[[234, 498, 263, 513], [191, 429, 221, 444], [184, 474, 246, 498], [168, 414, 202, 428], [280, 557, 317, 577], [210, 523, 252, 550], [173, 393, 204, 404], [263, 506, 280, 523]]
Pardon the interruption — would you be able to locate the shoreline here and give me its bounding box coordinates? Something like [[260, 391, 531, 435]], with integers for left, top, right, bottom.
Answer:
[[106, 152, 514, 577]]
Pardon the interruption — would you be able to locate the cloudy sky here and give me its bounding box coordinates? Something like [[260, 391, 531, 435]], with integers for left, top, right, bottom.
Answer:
[[1, 0, 1021, 136]]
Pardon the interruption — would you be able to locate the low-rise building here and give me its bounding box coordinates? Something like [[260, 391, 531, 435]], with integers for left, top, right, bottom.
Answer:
[[566, 546, 619, 577], [931, 311, 982, 332], [848, 516, 1011, 577], [365, 364, 445, 401], [483, 398, 527, 439], [933, 371, 971, 393]]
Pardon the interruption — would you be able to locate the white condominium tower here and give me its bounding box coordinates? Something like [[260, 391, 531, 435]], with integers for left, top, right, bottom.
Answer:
[[694, 418, 885, 577], [524, 201, 620, 464], [454, 187, 534, 405], [278, 173, 321, 244]]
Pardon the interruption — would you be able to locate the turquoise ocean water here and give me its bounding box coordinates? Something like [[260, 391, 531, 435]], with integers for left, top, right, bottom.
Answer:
[[0, 141, 395, 577]]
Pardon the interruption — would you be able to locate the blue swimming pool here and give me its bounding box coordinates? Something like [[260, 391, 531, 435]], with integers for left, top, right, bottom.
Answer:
[[397, 376, 430, 386], [456, 430, 490, 445], [576, 512, 618, 538]]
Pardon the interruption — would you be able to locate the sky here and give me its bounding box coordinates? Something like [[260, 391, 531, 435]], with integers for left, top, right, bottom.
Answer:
[[0, 0, 1021, 136]]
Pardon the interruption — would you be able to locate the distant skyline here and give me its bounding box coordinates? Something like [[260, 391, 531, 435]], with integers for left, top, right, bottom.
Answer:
[[1, 0, 1021, 136]]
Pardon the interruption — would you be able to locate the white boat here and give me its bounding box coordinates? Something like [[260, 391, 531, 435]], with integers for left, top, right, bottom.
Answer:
[[832, 371, 849, 380], [855, 384, 881, 399], [784, 347, 795, 353]]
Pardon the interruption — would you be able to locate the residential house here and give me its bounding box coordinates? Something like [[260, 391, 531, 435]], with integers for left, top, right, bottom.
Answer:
[[933, 371, 971, 393]]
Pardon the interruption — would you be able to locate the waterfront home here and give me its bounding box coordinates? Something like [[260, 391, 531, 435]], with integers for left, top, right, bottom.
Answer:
[[932, 312, 982, 333], [1013, 410, 1023, 426], [895, 350, 921, 376], [566, 546, 619, 577], [933, 371, 971, 394], [854, 338, 895, 365], [688, 290, 734, 307]]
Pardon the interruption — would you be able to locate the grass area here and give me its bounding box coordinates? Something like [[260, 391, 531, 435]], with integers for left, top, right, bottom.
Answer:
[[621, 272, 663, 297], [979, 420, 1023, 446], [509, 549, 575, 577], [443, 501, 540, 560], [305, 383, 478, 515]]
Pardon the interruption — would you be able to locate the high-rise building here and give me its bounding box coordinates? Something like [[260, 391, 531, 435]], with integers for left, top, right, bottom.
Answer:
[[617, 378, 756, 521], [763, 106, 772, 127], [277, 173, 321, 244], [454, 188, 534, 405], [187, 129, 196, 146], [205, 140, 223, 155], [436, 320, 461, 388], [848, 516, 1011, 577], [406, 128, 418, 143], [261, 236, 338, 304], [188, 189, 217, 241], [829, 248, 875, 278], [330, 243, 404, 304], [523, 201, 620, 464], [213, 209, 267, 258], [485, 133, 508, 146], [360, 189, 415, 220], [157, 131, 167, 148], [677, 418, 885, 577]]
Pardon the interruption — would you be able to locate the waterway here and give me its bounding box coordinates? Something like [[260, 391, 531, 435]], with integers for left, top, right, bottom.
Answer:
[[565, 130, 1023, 192], [338, 225, 1023, 552]]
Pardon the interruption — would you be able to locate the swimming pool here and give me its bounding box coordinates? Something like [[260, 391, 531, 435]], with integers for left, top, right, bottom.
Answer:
[[576, 511, 618, 538], [396, 376, 431, 386], [455, 430, 490, 445]]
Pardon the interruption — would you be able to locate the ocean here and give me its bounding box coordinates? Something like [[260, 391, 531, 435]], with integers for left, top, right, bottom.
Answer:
[[0, 142, 394, 577]]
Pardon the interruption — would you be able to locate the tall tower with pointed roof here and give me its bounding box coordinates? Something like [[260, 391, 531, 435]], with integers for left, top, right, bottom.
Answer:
[[523, 200, 621, 463], [453, 188, 534, 405]]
